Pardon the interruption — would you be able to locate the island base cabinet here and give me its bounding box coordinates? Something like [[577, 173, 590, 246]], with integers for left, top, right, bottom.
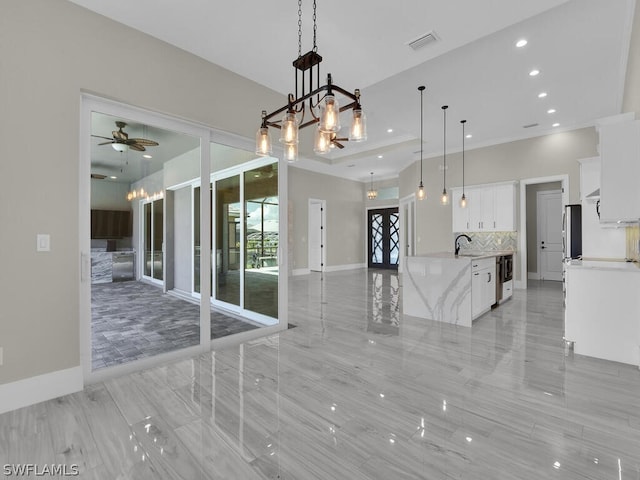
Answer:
[[471, 258, 496, 319]]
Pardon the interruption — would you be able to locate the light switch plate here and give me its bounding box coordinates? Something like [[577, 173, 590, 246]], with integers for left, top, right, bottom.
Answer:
[[0, 347, 3, 366], [37, 234, 50, 252]]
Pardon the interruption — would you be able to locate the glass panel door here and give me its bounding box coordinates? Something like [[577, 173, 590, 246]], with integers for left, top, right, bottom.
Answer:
[[215, 175, 241, 306], [142, 199, 164, 281], [244, 163, 278, 318], [153, 199, 164, 280]]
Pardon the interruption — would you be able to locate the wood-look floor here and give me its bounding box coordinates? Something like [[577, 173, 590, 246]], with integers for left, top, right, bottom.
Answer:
[[2, 269, 640, 479]]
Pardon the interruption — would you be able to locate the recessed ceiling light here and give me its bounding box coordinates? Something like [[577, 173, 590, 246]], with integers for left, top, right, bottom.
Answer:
[[110, 176, 117, 179], [377, 155, 383, 159], [552, 123, 560, 127], [547, 108, 556, 114], [387, 128, 394, 133], [529, 69, 540, 76], [143, 154, 152, 159], [465, 134, 472, 139], [538, 92, 547, 98], [516, 39, 528, 48]]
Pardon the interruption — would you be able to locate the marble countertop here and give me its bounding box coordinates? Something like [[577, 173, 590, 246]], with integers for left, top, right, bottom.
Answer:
[[565, 259, 640, 272], [417, 250, 515, 260]]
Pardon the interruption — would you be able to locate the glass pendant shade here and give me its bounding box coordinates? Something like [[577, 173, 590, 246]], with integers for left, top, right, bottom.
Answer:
[[112, 143, 128, 152], [441, 189, 449, 206], [314, 129, 332, 154], [284, 143, 298, 163], [279, 111, 298, 145], [349, 108, 367, 142], [417, 182, 425, 201], [255, 126, 272, 156], [459, 193, 467, 208], [367, 189, 377, 200], [319, 94, 341, 133]]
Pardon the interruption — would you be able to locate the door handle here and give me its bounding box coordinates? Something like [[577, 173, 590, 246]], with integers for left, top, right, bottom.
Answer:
[[487, 272, 491, 282]]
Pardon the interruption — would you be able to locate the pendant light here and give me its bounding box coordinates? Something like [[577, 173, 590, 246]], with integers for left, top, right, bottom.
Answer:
[[417, 86, 426, 201], [440, 105, 449, 206], [459, 120, 467, 208], [367, 172, 378, 200]]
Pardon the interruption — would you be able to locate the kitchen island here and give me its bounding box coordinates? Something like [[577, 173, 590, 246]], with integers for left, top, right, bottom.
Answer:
[[403, 251, 513, 327]]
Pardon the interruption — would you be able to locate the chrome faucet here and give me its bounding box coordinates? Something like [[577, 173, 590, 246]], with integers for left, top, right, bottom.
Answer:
[[454, 234, 472, 256]]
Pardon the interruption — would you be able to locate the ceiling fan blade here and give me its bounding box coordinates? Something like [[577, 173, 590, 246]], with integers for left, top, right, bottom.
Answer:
[[129, 143, 146, 152], [333, 142, 345, 149], [90, 173, 107, 179], [129, 138, 159, 146], [92, 135, 114, 141], [97, 141, 115, 146]]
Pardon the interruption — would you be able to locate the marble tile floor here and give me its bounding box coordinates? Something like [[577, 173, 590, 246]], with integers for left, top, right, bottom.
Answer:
[[92, 281, 260, 370], [2, 270, 640, 478]]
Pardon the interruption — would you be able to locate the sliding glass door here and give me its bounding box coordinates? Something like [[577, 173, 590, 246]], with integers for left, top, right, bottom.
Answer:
[[211, 158, 279, 324], [143, 198, 164, 282]]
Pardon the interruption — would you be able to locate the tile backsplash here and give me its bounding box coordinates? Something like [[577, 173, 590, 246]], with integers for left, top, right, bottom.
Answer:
[[626, 225, 639, 261], [453, 231, 518, 252]]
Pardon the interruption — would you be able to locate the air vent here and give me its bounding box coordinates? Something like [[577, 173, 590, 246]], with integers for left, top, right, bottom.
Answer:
[[523, 123, 539, 129], [408, 31, 439, 51]]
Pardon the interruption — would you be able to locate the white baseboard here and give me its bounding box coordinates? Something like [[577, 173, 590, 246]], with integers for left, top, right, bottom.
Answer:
[[292, 268, 310, 276], [528, 272, 541, 280], [324, 263, 366, 273], [0, 366, 83, 415]]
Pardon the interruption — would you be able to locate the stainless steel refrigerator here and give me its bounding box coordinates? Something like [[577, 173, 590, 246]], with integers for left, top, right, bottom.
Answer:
[[563, 204, 582, 259]]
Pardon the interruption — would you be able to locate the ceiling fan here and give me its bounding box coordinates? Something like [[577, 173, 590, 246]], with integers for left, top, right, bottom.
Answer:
[[92, 121, 159, 152]]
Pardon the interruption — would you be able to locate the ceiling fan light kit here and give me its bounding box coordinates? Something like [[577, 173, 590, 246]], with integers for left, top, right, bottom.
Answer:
[[255, 0, 366, 161]]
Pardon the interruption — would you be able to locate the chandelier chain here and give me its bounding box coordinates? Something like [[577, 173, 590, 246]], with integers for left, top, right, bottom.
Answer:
[[313, 0, 318, 52], [298, 0, 303, 58]]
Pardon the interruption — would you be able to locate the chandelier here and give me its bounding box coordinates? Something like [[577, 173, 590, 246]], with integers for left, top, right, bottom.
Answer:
[[367, 172, 377, 200], [255, 0, 366, 162]]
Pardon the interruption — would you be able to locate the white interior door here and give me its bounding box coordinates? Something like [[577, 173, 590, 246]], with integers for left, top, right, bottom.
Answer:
[[538, 190, 563, 281], [308, 200, 325, 272]]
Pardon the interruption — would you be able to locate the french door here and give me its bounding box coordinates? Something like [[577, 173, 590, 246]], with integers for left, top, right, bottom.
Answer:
[[368, 207, 399, 269]]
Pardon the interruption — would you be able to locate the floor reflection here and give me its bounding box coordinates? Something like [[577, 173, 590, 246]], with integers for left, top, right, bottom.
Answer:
[[367, 269, 400, 336]]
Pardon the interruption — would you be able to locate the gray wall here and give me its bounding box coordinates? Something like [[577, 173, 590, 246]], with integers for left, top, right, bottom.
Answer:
[[90, 179, 131, 210], [173, 186, 193, 292], [399, 127, 599, 283], [526, 182, 562, 274], [0, 0, 283, 386], [288, 167, 365, 270]]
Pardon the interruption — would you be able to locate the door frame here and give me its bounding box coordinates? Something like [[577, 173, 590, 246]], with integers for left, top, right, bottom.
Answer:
[[366, 206, 400, 269], [536, 189, 562, 281], [398, 194, 416, 273], [80, 94, 289, 384], [308, 199, 326, 273], [518, 175, 569, 289]]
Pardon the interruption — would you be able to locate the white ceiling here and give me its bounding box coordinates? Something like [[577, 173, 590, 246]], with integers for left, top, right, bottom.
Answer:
[[75, 0, 635, 183]]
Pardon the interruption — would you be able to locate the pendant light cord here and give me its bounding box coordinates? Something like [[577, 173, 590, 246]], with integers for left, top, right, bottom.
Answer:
[[419, 86, 425, 183], [298, 0, 302, 58], [442, 105, 448, 191], [461, 120, 465, 195]]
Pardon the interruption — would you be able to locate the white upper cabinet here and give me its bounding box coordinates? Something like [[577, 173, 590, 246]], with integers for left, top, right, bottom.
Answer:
[[452, 182, 516, 232], [598, 119, 640, 223]]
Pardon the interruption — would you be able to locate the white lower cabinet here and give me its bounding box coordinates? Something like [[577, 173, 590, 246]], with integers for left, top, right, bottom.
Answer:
[[471, 258, 496, 319]]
